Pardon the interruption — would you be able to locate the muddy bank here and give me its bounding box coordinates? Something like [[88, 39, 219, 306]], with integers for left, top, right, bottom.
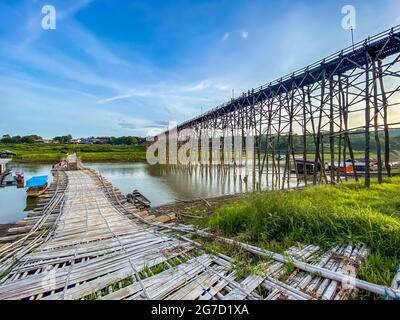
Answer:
[[150, 192, 247, 221]]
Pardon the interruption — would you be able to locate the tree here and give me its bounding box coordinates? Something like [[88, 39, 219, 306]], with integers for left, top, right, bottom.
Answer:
[[20, 135, 42, 143], [110, 136, 139, 145], [0, 135, 21, 143], [53, 134, 72, 144]]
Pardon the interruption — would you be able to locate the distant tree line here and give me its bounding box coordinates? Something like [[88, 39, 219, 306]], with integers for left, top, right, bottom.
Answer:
[[0, 134, 146, 145], [0, 135, 43, 144], [110, 136, 143, 145], [258, 128, 400, 154], [53, 134, 73, 144]]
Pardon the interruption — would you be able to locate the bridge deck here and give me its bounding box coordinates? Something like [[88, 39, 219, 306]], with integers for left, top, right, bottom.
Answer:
[[0, 170, 197, 299], [0, 166, 397, 300]]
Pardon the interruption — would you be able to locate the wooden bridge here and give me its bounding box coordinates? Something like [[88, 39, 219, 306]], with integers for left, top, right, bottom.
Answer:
[[0, 156, 399, 300]]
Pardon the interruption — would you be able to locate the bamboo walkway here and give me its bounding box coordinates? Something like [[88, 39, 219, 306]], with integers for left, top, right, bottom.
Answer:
[[0, 159, 399, 300]]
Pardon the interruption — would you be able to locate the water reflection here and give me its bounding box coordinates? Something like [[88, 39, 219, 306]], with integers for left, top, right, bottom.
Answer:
[[24, 196, 38, 212], [87, 162, 301, 207], [1, 161, 300, 224], [0, 163, 53, 224]]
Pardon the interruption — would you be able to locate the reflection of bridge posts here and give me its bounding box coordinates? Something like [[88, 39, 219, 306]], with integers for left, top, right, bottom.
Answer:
[[165, 131, 169, 165]]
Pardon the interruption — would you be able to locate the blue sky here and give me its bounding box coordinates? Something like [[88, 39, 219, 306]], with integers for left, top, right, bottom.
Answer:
[[0, 0, 399, 138]]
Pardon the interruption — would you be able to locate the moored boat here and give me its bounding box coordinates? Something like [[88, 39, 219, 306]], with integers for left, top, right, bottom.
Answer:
[[25, 175, 48, 197], [327, 161, 354, 173], [15, 171, 24, 188], [294, 157, 322, 174], [1, 171, 16, 186], [127, 189, 151, 208]]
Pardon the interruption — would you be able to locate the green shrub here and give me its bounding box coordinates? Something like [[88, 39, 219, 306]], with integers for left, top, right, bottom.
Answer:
[[205, 178, 400, 285]]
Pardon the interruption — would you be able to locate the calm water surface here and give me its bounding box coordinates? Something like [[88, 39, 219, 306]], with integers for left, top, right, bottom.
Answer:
[[0, 163, 53, 224], [0, 162, 299, 224]]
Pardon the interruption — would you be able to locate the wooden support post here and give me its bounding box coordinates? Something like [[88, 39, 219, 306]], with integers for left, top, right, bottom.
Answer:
[[320, 134, 326, 183], [314, 70, 325, 185], [344, 76, 358, 181], [378, 59, 391, 177], [372, 61, 383, 183], [289, 88, 299, 186], [338, 76, 344, 183], [365, 52, 371, 188], [277, 95, 282, 189], [329, 78, 335, 184], [302, 87, 308, 186]]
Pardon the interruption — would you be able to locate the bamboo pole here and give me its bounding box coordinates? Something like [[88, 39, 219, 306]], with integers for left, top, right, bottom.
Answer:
[[183, 228, 400, 300]]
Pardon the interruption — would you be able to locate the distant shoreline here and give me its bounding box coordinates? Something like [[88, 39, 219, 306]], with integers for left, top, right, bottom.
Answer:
[[0, 143, 147, 163], [11, 159, 148, 164]]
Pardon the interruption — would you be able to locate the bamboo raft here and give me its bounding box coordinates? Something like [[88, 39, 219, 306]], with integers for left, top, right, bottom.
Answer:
[[0, 159, 399, 300]]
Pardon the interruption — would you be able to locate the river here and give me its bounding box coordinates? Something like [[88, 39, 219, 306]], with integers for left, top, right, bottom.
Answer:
[[0, 162, 300, 224]]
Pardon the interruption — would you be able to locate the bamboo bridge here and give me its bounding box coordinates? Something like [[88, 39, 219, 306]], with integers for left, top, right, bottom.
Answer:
[[0, 155, 399, 300]]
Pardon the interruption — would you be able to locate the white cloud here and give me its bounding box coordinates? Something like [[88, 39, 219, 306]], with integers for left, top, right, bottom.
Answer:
[[222, 32, 230, 41], [97, 94, 132, 104], [214, 84, 230, 91], [164, 106, 175, 114], [97, 89, 151, 104], [181, 80, 212, 92], [240, 31, 248, 39]]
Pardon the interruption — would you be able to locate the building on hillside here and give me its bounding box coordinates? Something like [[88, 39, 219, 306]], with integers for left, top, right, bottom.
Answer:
[[81, 137, 95, 144], [70, 138, 82, 144], [95, 137, 111, 144]]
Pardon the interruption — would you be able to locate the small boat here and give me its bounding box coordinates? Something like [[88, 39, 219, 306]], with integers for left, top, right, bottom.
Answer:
[[294, 158, 322, 174], [25, 175, 48, 197], [1, 171, 16, 186], [351, 160, 367, 172], [327, 162, 354, 174], [127, 189, 151, 208], [326, 159, 371, 174], [15, 171, 24, 182], [16, 171, 24, 188], [343, 159, 369, 172], [0, 150, 16, 158]]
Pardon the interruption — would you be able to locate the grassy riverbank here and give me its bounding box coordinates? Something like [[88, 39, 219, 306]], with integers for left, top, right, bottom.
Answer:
[[186, 178, 400, 289], [0, 143, 147, 163]]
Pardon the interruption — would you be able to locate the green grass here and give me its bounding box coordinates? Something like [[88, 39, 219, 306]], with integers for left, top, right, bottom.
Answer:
[[202, 177, 400, 286], [392, 168, 400, 174], [0, 143, 147, 163]]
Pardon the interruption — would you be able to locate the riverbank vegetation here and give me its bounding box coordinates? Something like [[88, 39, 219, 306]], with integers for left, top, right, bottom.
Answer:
[[0, 143, 147, 162], [184, 178, 400, 289], [0, 134, 145, 145]]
